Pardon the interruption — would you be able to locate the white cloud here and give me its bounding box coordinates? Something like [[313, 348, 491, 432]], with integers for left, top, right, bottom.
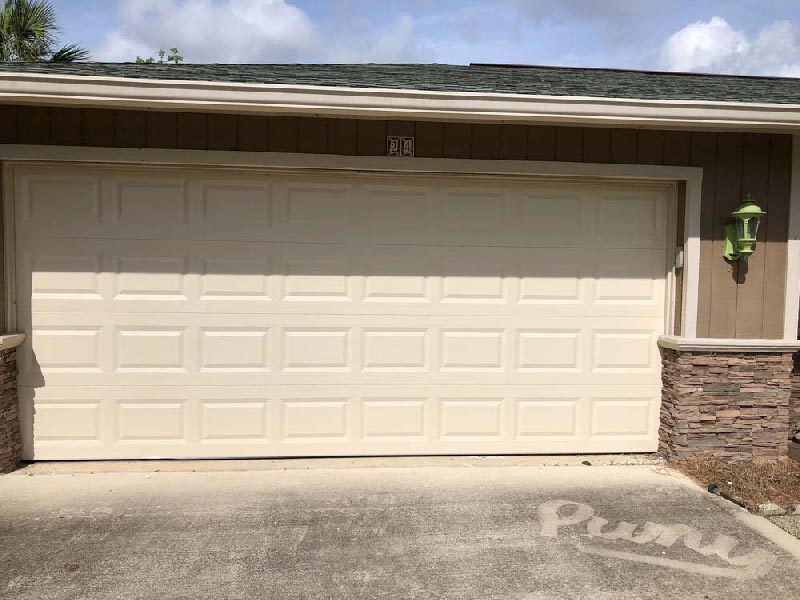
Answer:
[[326, 14, 432, 63], [95, 0, 433, 63], [96, 0, 316, 62], [660, 16, 800, 76]]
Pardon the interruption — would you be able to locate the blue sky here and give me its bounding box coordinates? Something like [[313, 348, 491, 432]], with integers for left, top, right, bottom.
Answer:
[[50, 0, 800, 75]]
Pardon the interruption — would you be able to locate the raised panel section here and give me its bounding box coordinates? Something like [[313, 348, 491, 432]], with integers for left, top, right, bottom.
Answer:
[[518, 251, 582, 303], [517, 331, 580, 371], [201, 258, 270, 298], [200, 329, 269, 371], [114, 181, 187, 224], [363, 254, 431, 302], [282, 399, 348, 440], [592, 331, 653, 371], [441, 330, 504, 371], [591, 399, 651, 437], [440, 399, 503, 438], [515, 399, 578, 438], [285, 185, 350, 227], [442, 256, 506, 303], [363, 330, 426, 371], [282, 329, 350, 371], [202, 184, 270, 224], [439, 191, 506, 232], [30, 255, 101, 298], [116, 328, 186, 371], [201, 401, 268, 440], [282, 256, 350, 301], [32, 328, 101, 371], [593, 250, 661, 304], [362, 399, 425, 439], [363, 187, 430, 228], [35, 402, 101, 440], [21, 177, 100, 225], [117, 401, 186, 441], [595, 190, 664, 247], [520, 192, 583, 235], [114, 257, 187, 299]]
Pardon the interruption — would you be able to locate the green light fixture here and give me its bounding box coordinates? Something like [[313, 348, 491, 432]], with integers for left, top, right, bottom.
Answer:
[[723, 194, 766, 261]]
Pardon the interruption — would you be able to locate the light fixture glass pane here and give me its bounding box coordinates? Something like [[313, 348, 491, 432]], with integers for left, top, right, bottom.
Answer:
[[736, 219, 745, 238], [747, 217, 760, 238]]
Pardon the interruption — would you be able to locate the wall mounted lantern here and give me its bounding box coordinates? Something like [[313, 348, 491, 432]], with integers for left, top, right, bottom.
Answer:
[[723, 194, 766, 261]]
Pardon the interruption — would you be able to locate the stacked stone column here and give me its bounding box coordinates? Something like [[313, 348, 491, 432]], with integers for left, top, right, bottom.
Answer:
[[660, 347, 793, 463], [0, 348, 20, 473]]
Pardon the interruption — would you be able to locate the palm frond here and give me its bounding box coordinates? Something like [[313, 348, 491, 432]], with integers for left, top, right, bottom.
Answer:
[[49, 43, 88, 62], [0, 0, 83, 62]]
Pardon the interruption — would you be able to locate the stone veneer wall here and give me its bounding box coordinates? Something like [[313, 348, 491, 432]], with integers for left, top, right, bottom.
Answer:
[[791, 352, 800, 445], [660, 348, 793, 463], [0, 348, 20, 473]]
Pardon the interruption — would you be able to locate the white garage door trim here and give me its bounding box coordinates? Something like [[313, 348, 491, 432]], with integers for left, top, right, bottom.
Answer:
[[0, 144, 703, 340]]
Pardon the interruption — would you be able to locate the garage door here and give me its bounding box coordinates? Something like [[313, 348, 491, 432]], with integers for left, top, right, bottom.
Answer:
[[13, 164, 672, 459]]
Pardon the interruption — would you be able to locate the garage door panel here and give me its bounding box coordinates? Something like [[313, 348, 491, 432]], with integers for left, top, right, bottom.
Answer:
[[14, 167, 668, 249], [21, 385, 661, 459], [20, 243, 665, 318], [20, 312, 662, 387], [15, 165, 671, 458]]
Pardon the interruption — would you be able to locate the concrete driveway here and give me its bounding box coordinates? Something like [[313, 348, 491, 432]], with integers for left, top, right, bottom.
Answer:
[[0, 458, 798, 600]]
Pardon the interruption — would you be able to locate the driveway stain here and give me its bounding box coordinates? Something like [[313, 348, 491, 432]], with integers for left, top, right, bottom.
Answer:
[[538, 499, 776, 580]]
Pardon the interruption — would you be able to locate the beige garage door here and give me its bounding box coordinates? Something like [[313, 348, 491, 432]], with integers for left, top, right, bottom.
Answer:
[[13, 164, 672, 459]]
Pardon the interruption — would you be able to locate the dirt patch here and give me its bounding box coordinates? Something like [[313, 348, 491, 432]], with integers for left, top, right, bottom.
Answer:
[[669, 460, 800, 510]]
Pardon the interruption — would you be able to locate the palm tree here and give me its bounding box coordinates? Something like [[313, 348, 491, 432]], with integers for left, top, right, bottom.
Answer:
[[0, 0, 88, 62]]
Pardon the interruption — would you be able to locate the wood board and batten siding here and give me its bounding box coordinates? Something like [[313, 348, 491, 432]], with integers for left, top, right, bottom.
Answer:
[[0, 105, 791, 339]]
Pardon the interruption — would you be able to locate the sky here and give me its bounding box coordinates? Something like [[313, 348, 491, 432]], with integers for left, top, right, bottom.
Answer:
[[49, 0, 800, 76]]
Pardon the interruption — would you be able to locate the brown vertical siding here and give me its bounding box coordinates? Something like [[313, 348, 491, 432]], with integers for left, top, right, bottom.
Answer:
[[471, 124, 500, 160], [637, 130, 664, 165], [736, 134, 771, 338], [17, 106, 50, 144], [268, 116, 298, 152], [610, 129, 637, 164], [443, 123, 471, 159], [0, 106, 17, 143], [555, 127, 583, 162], [297, 117, 328, 154], [415, 121, 443, 158], [146, 112, 177, 148], [709, 133, 744, 338], [499, 125, 527, 160], [0, 106, 793, 339], [83, 109, 115, 147], [762, 135, 792, 338], [208, 114, 238, 151], [115, 110, 146, 148], [528, 126, 555, 161], [176, 113, 207, 150], [50, 108, 82, 146], [356, 120, 385, 156], [583, 128, 610, 164], [326, 118, 356, 156], [237, 115, 269, 152]]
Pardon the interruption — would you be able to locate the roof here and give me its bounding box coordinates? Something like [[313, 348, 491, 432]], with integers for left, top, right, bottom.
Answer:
[[0, 62, 799, 105]]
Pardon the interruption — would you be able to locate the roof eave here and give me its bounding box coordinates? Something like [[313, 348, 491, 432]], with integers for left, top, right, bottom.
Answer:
[[0, 71, 799, 131]]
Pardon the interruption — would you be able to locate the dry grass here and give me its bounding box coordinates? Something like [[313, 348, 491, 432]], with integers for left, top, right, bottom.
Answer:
[[668, 460, 800, 510]]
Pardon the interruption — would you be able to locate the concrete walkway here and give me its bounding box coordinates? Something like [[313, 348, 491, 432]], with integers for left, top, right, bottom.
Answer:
[[0, 459, 798, 600]]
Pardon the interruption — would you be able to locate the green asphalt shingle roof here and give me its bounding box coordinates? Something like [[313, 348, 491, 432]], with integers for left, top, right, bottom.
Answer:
[[1, 62, 800, 105]]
